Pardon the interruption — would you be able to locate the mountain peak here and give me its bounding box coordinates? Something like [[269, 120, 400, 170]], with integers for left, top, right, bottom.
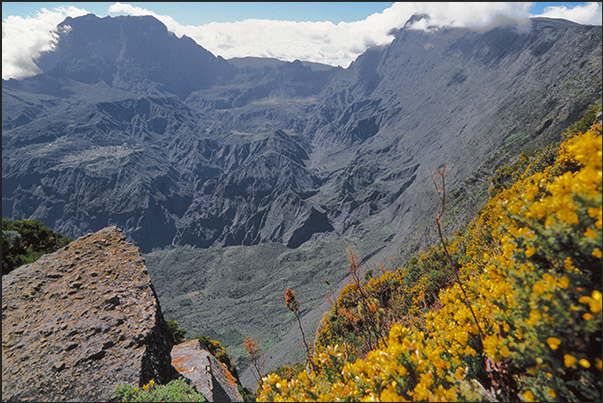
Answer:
[[36, 14, 236, 98], [403, 13, 430, 28]]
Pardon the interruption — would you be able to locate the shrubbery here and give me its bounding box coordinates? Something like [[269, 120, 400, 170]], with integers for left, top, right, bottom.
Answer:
[[114, 378, 206, 402], [166, 320, 187, 345], [2, 219, 73, 275], [258, 108, 601, 401]]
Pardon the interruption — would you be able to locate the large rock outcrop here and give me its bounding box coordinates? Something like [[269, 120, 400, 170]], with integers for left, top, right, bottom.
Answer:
[[1, 226, 180, 402], [171, 339, 243, 402]]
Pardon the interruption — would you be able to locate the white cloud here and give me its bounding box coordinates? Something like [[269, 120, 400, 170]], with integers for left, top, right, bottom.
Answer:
[[107, 2, 540, 69], [535, 2, 602, 25], [2, 2, 602, 81], [2, 5, 89, 80], [108, 2, 185, 35]]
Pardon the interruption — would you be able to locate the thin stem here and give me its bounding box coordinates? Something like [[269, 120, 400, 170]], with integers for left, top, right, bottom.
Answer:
[[294, 309, 314, 369], [347, 248, 388, 349], [431, 167, 486, 347]]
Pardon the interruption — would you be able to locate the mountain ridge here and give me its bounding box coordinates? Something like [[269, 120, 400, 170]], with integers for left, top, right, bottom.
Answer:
[[2, 14, 602, 388]]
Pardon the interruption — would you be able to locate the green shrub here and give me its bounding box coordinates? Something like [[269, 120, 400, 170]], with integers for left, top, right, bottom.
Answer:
[[114, 378, 206, 402], [2, 219, 73, 275], [258, 111, 602, 402], [166, 320, 187, 345]]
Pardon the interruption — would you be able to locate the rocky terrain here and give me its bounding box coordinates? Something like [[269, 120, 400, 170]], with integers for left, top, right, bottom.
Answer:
[[2, 13, 602, 389], [1, 226, 240, 402], [4, 15, 600, 255], [172, 339, 242, 402]]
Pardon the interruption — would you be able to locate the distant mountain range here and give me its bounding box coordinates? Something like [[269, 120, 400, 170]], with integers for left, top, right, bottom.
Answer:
[[2, 13, 601, 386], [227, 56, 336, 71]]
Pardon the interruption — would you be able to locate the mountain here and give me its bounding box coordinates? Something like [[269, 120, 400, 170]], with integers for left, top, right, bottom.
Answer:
[[36, 14, 237, 97], [2, 14, 602, 387], [227, 56, 337, 71]]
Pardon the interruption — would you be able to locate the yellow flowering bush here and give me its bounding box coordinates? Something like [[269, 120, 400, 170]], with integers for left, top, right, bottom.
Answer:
[[487, 123, 602, 401], [258, 116, 602, 402]]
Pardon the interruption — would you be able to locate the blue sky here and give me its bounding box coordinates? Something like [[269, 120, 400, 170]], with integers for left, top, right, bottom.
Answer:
[[2, 2, 596, 25], [2, 2, 399, 25], [3, 2, 602, 80]]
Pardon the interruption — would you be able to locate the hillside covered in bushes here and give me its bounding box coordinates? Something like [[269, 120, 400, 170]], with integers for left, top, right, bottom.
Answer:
[[2, 219, 73, 275], [258, 105, 602, 402]]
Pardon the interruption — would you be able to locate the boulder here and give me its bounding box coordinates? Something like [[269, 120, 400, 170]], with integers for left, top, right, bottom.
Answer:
[[1, 226, 180, 402], [172, 339, 243, 402]]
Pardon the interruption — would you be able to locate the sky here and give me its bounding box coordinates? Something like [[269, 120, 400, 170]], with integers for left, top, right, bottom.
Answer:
[[2, 2, 602, 80]]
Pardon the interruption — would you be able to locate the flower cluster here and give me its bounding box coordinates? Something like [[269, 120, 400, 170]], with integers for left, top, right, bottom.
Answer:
[[286, 287, 299, 312], [258, 116, 602, 402]]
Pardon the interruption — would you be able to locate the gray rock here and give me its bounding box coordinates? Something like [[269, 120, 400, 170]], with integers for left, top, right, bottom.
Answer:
[[1, 226, 180, 402], [171, 339, 243, 402], [2, 16, 601, 255]]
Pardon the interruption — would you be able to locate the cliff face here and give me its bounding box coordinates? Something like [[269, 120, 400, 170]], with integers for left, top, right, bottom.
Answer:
[[1, 226, 179, 402], [2, 17, 601, 254]]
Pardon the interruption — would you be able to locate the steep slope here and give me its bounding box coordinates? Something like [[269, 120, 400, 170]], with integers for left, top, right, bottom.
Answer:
[[303, 17, 603, 257], [151, 18, 602, 385]]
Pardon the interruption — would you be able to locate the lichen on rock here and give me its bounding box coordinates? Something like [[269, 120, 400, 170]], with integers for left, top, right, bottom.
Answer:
[[2, 226, 180, 402]]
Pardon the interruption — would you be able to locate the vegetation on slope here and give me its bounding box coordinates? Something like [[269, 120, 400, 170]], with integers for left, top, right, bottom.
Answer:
[[116, 320, 256, 401], [114, 378, 207, 402], [2, 219, 73, 275], [258, 106, 602, 401]]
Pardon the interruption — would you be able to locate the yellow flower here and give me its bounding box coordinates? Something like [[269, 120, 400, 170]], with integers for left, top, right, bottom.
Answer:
[[564, 354, 577, 368], [268, 373, 279, 384], [593, 248, 602, 258], [525, 246, 536, 257], [532, 282, 546, 295], [584, 227, 598, 239], [590, 290, 602, 313], [544, 215, 555, 228], [580, 359, 591, 368], [588, 207, 601, 218], [522, 390, 534, 402], [542, 273, 555, 286], [546, 337, 561, 350], [548, 388, 556, 398], [557, 276, 570, 288]]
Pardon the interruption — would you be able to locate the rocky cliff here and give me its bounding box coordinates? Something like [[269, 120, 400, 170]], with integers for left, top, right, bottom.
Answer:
[[2, 226, 180, 401], [172, 339, 243, 402], [2, 16, 600, 255]]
